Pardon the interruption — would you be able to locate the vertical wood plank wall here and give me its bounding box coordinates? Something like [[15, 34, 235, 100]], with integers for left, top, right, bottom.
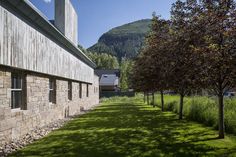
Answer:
[[65, 0, 78, 45], [0, 5, 93, 83]]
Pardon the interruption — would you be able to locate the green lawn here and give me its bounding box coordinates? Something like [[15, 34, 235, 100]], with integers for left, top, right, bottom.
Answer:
[[10, 97, 236, 157]]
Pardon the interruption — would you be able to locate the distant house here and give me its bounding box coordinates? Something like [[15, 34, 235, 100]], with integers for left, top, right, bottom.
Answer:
[[95, 69, 120, 92]]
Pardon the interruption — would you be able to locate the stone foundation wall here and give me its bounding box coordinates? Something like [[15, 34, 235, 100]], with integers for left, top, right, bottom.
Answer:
[[79, 75, 99, 111], [0, 67, 99, 146], [0, 69, 12, 145]]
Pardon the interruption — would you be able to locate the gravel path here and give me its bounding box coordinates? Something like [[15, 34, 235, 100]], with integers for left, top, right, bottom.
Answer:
[[0, 104, 99, 157]]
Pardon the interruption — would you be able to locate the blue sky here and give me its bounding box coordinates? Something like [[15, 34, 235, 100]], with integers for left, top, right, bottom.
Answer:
[[29, 0, 176, 48]]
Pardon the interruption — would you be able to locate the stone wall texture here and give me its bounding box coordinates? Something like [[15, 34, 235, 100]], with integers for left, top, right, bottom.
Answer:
[[0, 67, 99, 146]]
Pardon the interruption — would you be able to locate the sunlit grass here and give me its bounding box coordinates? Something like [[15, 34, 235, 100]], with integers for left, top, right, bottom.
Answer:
[[10, 96, 236, 157]]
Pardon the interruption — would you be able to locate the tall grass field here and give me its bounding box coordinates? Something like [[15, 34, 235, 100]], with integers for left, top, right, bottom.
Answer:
[[154, 94, 236, 134]]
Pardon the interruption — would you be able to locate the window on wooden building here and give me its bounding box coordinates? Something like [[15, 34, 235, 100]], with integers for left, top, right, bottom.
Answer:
[[11, 73, 25, 109], [68, 81, 72, 101], [79, 82, 82, 98], [86, 84, 89, 97], [49, 78, 56, 103]]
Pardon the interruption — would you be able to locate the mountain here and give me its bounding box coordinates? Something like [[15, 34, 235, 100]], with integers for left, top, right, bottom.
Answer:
[[88, 19, 151, 60]]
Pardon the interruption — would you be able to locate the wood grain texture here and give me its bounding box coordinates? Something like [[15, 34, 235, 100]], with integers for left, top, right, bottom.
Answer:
[[55, 0, 78, 46], [0, 5, 93, 83]]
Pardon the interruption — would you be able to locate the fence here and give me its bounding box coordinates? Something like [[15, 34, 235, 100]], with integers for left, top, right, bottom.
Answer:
[[100, 91, 135, 98]]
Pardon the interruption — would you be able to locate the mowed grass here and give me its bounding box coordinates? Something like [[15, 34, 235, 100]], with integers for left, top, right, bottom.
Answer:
[[10, 96, 236, 157]]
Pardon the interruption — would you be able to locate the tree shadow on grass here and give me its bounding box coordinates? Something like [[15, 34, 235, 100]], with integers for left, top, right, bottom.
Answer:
[[10, 99, 236, 157]]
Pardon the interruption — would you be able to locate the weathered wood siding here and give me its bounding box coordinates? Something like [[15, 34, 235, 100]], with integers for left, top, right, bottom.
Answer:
[[0, 5, 93, 83], [55, 0, 78, 45]]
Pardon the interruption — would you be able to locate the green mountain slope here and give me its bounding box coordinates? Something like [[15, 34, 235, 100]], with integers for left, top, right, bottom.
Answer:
[[88, 19, 151, 60]]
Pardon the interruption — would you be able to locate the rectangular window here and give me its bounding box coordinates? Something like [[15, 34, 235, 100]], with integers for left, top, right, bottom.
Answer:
[[68, 81, 72, 100], [86, 84, 89, 97], [49, 78, 56, 103], [79, 82, 82, 98], [11, 73, 24, 109]]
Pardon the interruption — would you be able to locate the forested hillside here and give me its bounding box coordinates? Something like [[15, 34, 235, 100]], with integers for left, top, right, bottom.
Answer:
[[88, 19, 151, 60], [79, 19, 151, 90]]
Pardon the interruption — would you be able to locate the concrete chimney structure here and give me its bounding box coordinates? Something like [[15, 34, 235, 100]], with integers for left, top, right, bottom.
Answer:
[[55, 0, 78, 45]]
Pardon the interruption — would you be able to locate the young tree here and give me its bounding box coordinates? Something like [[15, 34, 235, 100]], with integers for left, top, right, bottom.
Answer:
[[168, 0, 202, 119], [132, 14, 170, 108], [132, 44, 157, 106], [120, 58, 133, 90], [196, 0, 236, 138], [142, 14, 170, 107], [147, 14, 170, 111]]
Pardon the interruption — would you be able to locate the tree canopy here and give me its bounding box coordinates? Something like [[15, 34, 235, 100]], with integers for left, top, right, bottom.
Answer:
[[132, 0, 236, 139]]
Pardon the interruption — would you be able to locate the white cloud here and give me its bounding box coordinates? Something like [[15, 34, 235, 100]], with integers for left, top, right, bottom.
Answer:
[[43, 0, 51, 3]]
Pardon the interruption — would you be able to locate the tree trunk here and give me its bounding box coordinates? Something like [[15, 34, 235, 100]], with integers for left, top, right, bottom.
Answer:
[[179, 94, 184, 120], [218, 94, 225, 139], [161, 90, 164, 112], [147, 93, 150, 105], [152, 92, 155, 107], [144, 92, 146, 103]]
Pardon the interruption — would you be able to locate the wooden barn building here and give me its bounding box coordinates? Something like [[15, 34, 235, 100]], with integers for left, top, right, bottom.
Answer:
[[0, 0, 99, 145]]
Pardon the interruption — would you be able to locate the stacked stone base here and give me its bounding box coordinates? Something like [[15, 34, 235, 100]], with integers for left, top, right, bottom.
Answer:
[[0, 102, 99, 156], [0, 67, 99, 146]]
